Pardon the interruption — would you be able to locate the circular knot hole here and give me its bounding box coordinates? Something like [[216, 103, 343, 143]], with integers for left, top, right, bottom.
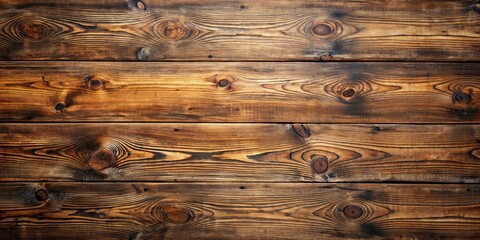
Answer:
[[54, 102, 65, 112], [217, 79, 230, 88], [87, 78, 103, 90], [342, 88, 356, 98]]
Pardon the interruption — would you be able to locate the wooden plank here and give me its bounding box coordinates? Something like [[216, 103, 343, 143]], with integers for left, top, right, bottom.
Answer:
[[0, 183, 478, 239], [0, 123, 478, 182], [0, 62, 479, 123], [0, 0, 478, 61]]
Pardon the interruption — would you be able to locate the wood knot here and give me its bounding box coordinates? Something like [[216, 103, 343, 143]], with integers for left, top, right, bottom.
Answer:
[[311, 155, 328, 174], [159, 21, 190, 41], [88, 148, 115, 171], [341, 88, 356, 98], [336, 84, 360, 102], [319, 52, 332, 61], [292, 124, 311, 139], [343, 204, 363, 219], [20, 21, 49, 41], [85, 77, 103, 90], [35, 189, 49, 202], [453, 90, 472, 103], [313, 23, 334, 36], [54, 102, 65, 112], [136, 47, 149, 61], [217, 79, 230, 88], [162, 205, 193, 224], [311, 20, 337, 38], [136, 1, 146, 10], [211, 75, 235, 90]]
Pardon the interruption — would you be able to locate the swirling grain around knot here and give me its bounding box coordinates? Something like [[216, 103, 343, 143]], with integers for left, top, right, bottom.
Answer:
[[149, 20, 193, 41], [0, 14, 73, 45]]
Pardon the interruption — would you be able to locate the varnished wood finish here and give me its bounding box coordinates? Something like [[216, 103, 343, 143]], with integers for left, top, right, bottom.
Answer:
[[1, 0, 479, 238], [0, 62, 479, 123], [0, 183, 478, 239], [0, 123, 478, 182], [0, 0, 479, 61]]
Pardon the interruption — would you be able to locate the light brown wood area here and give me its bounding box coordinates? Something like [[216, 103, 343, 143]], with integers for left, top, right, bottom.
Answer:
[[0, 123, 478, 182], [0, 62, 479, 123], [0, 0, 478, 61], [0, 183, 478, 240]]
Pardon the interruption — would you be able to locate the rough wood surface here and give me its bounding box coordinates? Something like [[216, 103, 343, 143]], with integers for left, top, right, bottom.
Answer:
[[0, 62, 479, 123], [1, 123, 479, 182], [0, 183, 478, 240], [0, 0, 478, 61]]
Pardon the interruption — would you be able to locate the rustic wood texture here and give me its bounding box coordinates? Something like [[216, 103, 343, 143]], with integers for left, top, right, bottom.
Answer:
[[0, 62, 479, 123], [0, 0, 479, 61], [1, 123, 479, 182], [0, 183, 479, 240]]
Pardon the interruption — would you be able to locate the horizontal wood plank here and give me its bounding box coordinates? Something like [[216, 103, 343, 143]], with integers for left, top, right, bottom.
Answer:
[[0, 183, 479, 239], [0, 0, 478, 61], [0, 62, 479, 123], [0, 123, 479, 182]]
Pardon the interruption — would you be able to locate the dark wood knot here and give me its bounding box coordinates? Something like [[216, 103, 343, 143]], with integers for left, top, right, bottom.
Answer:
[[54, 102, 65, 112], [292, 124, 311, 139], [136, 1, 146, 10], [35, 189, 49, 202], [311, 155, 328, 174], [454, 90, 472, 103], [341, 88, 356, 98], [136, 47, 149, 61], [88, 148, 115, 171], [217, 79, 230, 88], [163, 205, 193, 224], [343, 204, 363, 219], [20, 21, 48, 41], [86, 77, 103, 90]]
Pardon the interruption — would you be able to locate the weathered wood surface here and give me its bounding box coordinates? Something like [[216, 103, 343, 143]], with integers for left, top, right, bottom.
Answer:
[[0, 0, 479, 61], [0, 183, 478, 240], [1, 123, 479, 182], [0, 62, 479, 123]]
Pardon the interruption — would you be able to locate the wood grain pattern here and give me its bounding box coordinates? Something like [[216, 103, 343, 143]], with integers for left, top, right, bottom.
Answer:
[[0, 62, 479, 122], [0, 183, 478, 239], [1, 123, 479, 182], [0, 0, 478, 61]]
